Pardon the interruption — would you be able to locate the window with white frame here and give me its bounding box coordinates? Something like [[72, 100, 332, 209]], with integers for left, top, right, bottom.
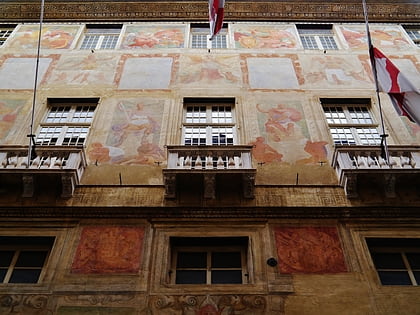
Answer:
[[403, 26, 420, 47], [36, 98, 98, 146], [0, 236, 55, 284], [170, 237, 248, 285], [80, 25, 122, 50], [297, 25, 338, 50], [191, 25, 227, 49], [183, 98, 236, 145], [322, 99, 381, 145], [367, 238, 420, 286], [0, 25, 16, 46]]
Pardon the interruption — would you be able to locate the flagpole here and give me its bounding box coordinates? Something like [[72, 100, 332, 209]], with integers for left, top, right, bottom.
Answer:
[[27, 0, 45, 167], [362, 0, 390, 164]]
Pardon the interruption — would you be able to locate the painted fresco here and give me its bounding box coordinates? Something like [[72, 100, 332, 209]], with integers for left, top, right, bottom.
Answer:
[[71, 226, 144, 274], [178, 55, 241, 86], [300, 55, 370, 88], [0, 99, 26, 140], [118, 56, 173, 89], [58, 307, 137, 315], [274, 227, 347, 273], [339, 25, 411, 50], [48, 53, 119, 86], [0, 57, 53, 89], [251, 100, 327, 165], [121, 25, 185, 48], [247, 57, 300, 89], [88, 99, 164, 165], [232, 24, 298, 49], [7, 24, 79, 49]]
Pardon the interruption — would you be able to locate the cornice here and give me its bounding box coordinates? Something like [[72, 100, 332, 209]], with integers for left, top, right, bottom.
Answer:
[[0, 1, 418, 23]]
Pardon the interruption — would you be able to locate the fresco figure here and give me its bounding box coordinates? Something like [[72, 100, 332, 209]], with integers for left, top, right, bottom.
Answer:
[[250, 137, 283, 163], [0, 100, 25, 140], [234, 28, 297, 49], [122, 26, 185, 48]]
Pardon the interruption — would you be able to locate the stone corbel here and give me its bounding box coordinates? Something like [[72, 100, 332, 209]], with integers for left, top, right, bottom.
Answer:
[[61, 174, 75, 198], [242, 173, 255, 199], [384, 174, 396, 198], [22, 174, 34, 198], [164, 174, 176, 199], [344, 173, 358, 199], [203, 173, 216, 199]]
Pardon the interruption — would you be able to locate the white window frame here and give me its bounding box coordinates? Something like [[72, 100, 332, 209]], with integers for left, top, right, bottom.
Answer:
[[190, 25, 228, 49], [322, 100, 381, 146], [368, 239, 420, 286], [403, 26, 420, 47], [297, 25, 339, 50], [171, 244, 248, 285], [182, 100, 236, 146], [0, 238, 53, 284], [80, 25, 122, 50], [36, 100, 97, 146], [0, 25, 15, 46]]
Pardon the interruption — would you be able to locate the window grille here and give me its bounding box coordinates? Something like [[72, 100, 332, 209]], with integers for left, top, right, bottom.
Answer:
[[0, 26, 15, 46], [298, 25, 338, 50], [191, 26, 227, 49], [403, 26, 420, 47], [80, 25, 122, 50]]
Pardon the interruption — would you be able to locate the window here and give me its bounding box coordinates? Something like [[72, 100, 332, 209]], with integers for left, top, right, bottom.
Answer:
[[297, 25, 338, 50], [80, 25, 122, 50], [367, 238, 420, 286], [36, 98, 98, 146], [183, 98, 236, 145], [0, 236, 55, 284], [0, 25, 15, 46], [191, 25, 227, 49], [322, 99, 381, 145], [403, 26, 420, 47], [170, 237, 248, 285]]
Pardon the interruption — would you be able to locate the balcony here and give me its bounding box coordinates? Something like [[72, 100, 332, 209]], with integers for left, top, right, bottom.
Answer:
[[163, 145, 256, 199], [0, 145, 87, 198], [332, 145, 420, 198]]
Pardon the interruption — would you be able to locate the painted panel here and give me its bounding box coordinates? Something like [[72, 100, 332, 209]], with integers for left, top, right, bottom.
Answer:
[[0, 58, 52, 89], [232, 24, 298, 49], [71, 226, 144, 274], [118, 57, 172, 89], [88, 98, 165, 165], [339, 25, 411, 50], [178, 55, 241, 86], [47, 54, 119, 86], [7, 25, 79, 49], [274, 227, 347, 273], [299, 55, 370, 88], [121, 25, 185, 48], [58, 306, 136, 315], [0, 99, 27, 140], [247, 57, 299, 89]]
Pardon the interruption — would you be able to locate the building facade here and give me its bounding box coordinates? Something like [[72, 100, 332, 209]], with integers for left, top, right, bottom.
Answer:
[[0, 1, 419, 314]]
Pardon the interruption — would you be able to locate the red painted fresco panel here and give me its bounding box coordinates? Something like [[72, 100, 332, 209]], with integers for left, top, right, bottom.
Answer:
[[274, 226, 347, 274], [71, 226, 144, 274]]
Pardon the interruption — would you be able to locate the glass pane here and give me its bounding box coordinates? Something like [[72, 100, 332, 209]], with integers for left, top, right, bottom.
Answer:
[[319, 36, 338, 49], [372, 253, 406, 269], [212, 270, 242, 284], [176, 270, 206, 284], [15, 251, 47, 267], [212, 252, 241, 268], [72, 106, 95, 123], [378, 271, 412, 285], [100, 35, 119, 49], [0, 251, 14, 267], [300, 36, 318, 49], [46, 107, 70, 123], [348, 106, 373, 124], [9, 269, 42, 283], [0, 269, 7, 282], [413, 271, 420, 284], [80, 35, 100, 49], [406, 253, 420, 269], [177, 252, 207, 268]]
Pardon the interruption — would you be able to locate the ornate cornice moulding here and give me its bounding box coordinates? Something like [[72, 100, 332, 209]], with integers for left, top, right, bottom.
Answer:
[[0, 1, 418, 23]]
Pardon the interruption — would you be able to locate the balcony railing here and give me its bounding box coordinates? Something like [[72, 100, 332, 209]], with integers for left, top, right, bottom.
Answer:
[[0, 145, 87, 198], [332, 145, 420, 198], [163, 145, 256, 199]]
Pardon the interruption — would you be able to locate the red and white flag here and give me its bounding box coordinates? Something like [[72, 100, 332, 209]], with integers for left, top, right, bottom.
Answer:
[[373, 47, 420, 125], [209, 0, 225, 40]]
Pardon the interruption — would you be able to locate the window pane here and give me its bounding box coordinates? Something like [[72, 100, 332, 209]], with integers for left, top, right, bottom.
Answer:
[[378, 271, 412, 285], [0, 269, 7, 282], [15, 251, 48, 267], [72, 106, 95, 123], [0, 251, 14, 267], [62, 127, 89, 146], [330, 127, 355, 145], [36, 127, 62, 145], [212, 270, 242, 284], [356, 128, 381, 145], [46, 107, 70, 123], [191, 34, 208, 48], [319, 36, 338, 49], [371, 253, 406, 269], [80, 35, 100, 49], [406, 253, 420, 269], [300, 35, 318, 49], [177, 252, 207, 268], [212, 252, 241, 268], [9, 269, 42, 284], [323, 107, 347, 124], [100, 35, 119, 49], [176, 270, 206, 284], [413, 271, 420, 283]]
